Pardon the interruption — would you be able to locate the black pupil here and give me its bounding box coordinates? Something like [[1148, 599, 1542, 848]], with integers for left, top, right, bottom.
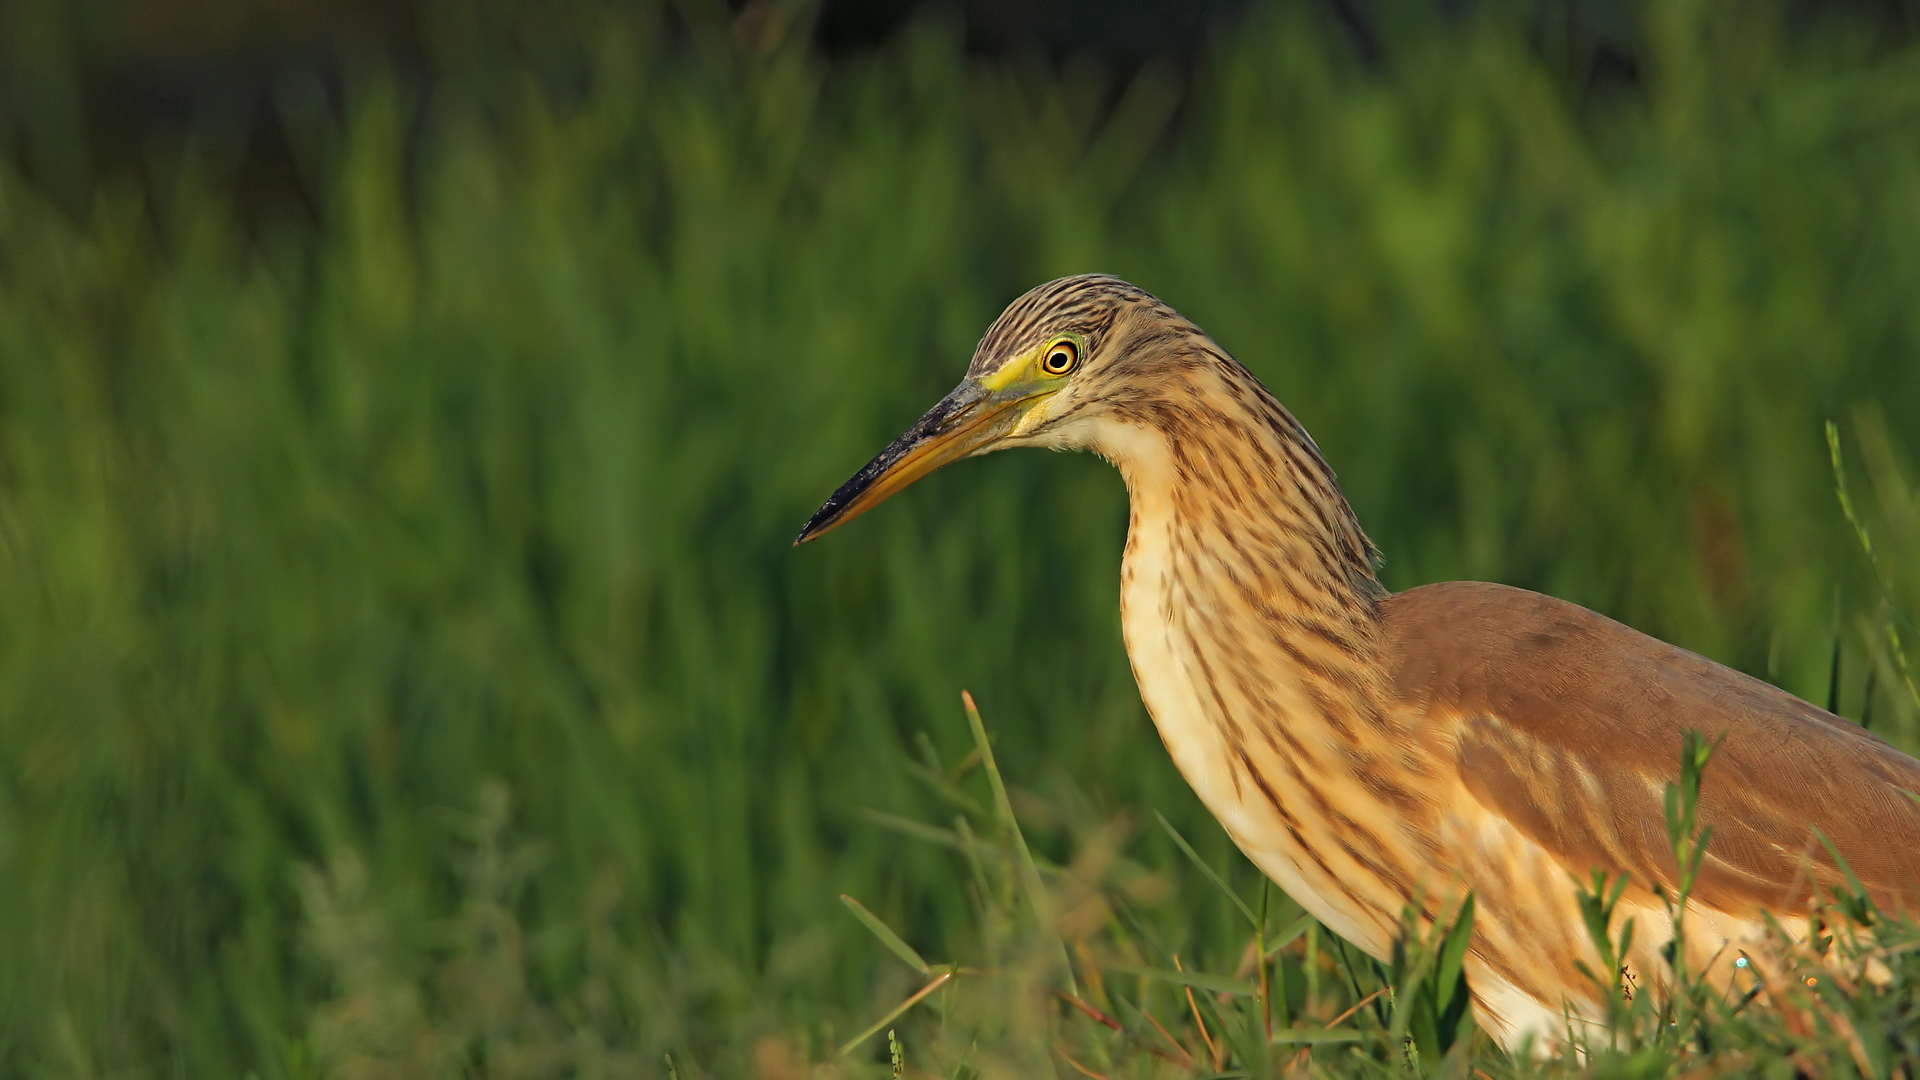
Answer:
[[1049, 348, 1071, 370]]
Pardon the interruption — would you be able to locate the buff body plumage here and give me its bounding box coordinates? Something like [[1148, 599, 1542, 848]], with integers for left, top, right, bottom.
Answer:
[[798, 274, 1920, 1051]]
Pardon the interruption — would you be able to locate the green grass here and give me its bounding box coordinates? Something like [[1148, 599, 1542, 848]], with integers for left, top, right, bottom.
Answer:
[[827, 700, 1920, 1079], [2, 1, 1920, 1075]]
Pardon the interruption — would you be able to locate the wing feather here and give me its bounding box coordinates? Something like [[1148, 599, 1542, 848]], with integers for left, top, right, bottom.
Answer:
[[1384, 582, 1920, 916]]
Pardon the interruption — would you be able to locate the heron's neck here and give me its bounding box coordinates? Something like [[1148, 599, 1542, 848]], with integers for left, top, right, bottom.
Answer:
[[1089, 374, 1425, 950], [1092, 369, 1387, 701]]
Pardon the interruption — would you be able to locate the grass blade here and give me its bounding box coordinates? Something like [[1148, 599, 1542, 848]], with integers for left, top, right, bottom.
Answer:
[[840, 894, 931, 975], [1155, 809, 1259, 930], [1831, 421, 1879, 567], [899, 760, 988, 818], [1434, 893, 1476, 1015], [1263, 913, 1316, 960], [1112, 965, 1258, 997], [836, 972, 953, 1057], [1268, 1028, 1371, 1045], [859, 808, 966, 851], [1829, 588, 1845, 715], [1811, 827, 1873, 916], [962, 690, 1079, 997]]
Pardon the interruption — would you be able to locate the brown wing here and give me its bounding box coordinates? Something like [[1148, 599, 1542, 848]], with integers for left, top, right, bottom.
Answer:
[[1383, 581, 1920, 916]]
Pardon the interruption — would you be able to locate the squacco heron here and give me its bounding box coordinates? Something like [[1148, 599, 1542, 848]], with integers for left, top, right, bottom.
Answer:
[[795, 274, 1920, 1050]]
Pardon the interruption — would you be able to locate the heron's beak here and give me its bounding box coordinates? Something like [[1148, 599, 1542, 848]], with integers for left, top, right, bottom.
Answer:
[[795, 380, 1022, 544]]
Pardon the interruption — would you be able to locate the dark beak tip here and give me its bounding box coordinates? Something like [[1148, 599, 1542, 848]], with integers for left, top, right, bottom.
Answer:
[[791, 380, 982, 552], [793, 507, 836, 546]]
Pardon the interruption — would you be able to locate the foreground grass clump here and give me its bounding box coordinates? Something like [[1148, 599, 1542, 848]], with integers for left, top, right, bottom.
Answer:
[[2, 1, 1920, 1076], [804, 693, 1920, 1079]]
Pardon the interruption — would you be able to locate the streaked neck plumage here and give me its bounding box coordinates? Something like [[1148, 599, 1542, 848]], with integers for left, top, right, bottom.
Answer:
[[1081, 339, 1441, 957]]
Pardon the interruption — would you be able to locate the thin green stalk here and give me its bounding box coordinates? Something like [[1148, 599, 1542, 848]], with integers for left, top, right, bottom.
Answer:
[[961, 690, 1079, 998]]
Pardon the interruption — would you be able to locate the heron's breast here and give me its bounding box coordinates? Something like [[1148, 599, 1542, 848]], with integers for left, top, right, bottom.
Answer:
[[1116, 508, 1231, 807], [1118, 506, 1396, 956]]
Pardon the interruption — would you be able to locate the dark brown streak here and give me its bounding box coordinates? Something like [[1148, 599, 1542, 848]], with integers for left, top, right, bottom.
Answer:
[[1280, 816, 1362, 913], [1298, 680, 1360, 746], [1293, 615, 1362, 664], [1238, 745, 1303, 832], [1260, 618, 1364, 703]]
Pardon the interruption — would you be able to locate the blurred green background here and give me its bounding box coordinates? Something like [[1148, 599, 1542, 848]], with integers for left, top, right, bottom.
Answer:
[[2, 0, 1919, 1075]]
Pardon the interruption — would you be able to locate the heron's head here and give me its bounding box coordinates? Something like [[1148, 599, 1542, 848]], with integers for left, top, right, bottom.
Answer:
[[795, 274, 1187, 544]]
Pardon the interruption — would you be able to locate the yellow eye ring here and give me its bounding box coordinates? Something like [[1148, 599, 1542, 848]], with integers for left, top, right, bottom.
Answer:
[[1041, 340, 1079, 376]]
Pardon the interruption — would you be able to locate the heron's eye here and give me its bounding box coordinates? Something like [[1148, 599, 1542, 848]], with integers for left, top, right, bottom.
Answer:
[[1041, 340, 1079, 376]]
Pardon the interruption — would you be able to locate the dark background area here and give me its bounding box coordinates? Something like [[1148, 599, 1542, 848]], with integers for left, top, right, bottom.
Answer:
[[0, 0, 1814, 219]]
